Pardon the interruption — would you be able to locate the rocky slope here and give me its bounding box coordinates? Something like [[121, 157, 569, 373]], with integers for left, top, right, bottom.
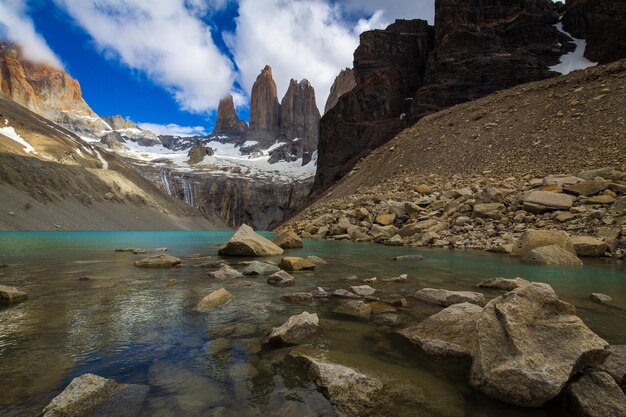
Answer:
[[0, 94, 223, 230], [282, 59, 626, 259], [313, 0, 586, 195]]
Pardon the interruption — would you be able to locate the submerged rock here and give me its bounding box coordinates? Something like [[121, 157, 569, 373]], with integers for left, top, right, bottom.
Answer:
[[218, 224, 284, 257], [414, 288, 486, 307], [280, 292, 314, 304], [398, 302, 483, 358], [0, 284, 28, 306], [560, 372, 626, 417], [590, 293, 613, 305], [264, 311, 319, 346], [279, 257, 316, 271], [134, 254, 181, 268], [393, 255, 424, 261], [381, 274, 408, 283], [521, 245, 584, 266], [42, 373, 148, 417], [477, 277, 530, 291], [208, 265, 244, 280], [242, 261, 281, 276], [267, 270, 295, 287], [195, 288, 233, 311], [306, 255, 327, 265], [350, 285, 376, 297], [273, 231, 303, 249], [470, 283, 609, 407], [333, 300, 372, 320]]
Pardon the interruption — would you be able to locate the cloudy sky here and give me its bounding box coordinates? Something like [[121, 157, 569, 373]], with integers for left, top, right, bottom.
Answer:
[[0, 0, 434, 135]]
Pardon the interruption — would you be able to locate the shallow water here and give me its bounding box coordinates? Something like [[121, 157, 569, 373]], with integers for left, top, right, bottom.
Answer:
[[0, 231, 624, 416]]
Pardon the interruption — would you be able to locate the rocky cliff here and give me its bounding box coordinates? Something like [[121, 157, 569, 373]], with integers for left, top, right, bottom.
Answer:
[[324, 68, 356, 114], [101, 115, 161, 147], [279, 79, 320, 151], [210, 94, 248, 138], [0, 42, 110, 138], [248, 65, 281, 142], [562, 0, 626, 64]]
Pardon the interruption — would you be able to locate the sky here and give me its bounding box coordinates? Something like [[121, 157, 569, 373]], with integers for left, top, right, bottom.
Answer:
[[0, 0, 434, 136]]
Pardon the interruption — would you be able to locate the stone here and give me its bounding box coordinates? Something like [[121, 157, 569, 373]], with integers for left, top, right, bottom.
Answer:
[[208, 265, 243, 280], [521, 245, 584, 266], [368, 301, 396, 314], [324, 68, 356, 114], [41, 373, 148, 417], [587, 195, 616, 204], [563, 180, 610, 197], [375, 213, 396, 226], [398, 303, 483, 358], [414, 288, 486, 307], [510, 229, 577, 257], [350, 285, 376, 297], [333, 300, 372, 320], [470, 283, 609, 407], [523, 191, 575, 213], [267, 271, 295, 287], [196, 288, 233, 311], [597, 345, 626, 390], [560, 372, 626, 417], [332, 289, 360, 299], [571, 236, 608, 257], [134, 254, 181, 268], [280, 292, 314, 305], [306, 255, 327, 265], [393, 255, 424, 261], [0, 284, 28, 306], [312, 287, 328, 298], [477, 277, 530, 291], [473, 203, 504, 219], [219, 224, 283, 257], [272, 231, 303, 249], [279, 257, 316, 271], [385, 234, 404, 246], [264, 311, 319, 346], [242, 261, 281, 276], [165, 279, 177, 286], [381, 274, 408, 283], [590, 293, 612, 304], [187, 146, 213, 165]]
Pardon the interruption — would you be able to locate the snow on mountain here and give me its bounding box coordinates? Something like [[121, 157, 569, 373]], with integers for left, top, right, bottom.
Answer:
[[550, 22, 597, 75]]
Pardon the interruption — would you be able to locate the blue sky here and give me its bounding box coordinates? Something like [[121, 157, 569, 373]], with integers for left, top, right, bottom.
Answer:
[[0, 1, 434, 136]]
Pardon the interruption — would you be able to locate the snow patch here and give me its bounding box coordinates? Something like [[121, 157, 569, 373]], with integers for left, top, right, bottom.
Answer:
[[95, 149, 108, 170], [550, 22, 597, 75], [0, 125, 35, 153]]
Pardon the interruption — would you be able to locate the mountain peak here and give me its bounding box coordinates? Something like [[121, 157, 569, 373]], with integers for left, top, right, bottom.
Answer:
[[211, 94, 248, 137]]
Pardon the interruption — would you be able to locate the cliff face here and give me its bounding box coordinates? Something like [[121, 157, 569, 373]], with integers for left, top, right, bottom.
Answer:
[[324, 68, 356, 114], [562, 0, 626, 64], [312, 0, 575, 195], [280, 79, 320, 152], [248, 65, 281, 140], [0, 42, 109, 138], [210, 94, 248, 138]]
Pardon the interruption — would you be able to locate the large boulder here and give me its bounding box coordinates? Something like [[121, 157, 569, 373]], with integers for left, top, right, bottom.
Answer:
[[264, 311, 319, 346], [0, 284, 28, 306], [523, 191, 575, 214], [134, 254, 181, 268], [563, 180, 610, 197], [273, 230, 303, 249], [597, 345, 626, 392], [571, 236, 608, 257], [242, 261, 281, 276], [414, 288, 486, 307], [510, 229, 576, 257], [560, 372, 626, 417], [195, 288, 233, 311], [470, 283, 609, 407], [521, 245, 584, 266], [218, 224, 283, 257], [398, 303, 483, 358], [279, 257, 316, 271], [42, 373, 148, 417]]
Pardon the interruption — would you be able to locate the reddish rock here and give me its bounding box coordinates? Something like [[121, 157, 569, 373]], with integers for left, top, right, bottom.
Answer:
[[248, 65, 280, 138], [324, 68, 356, 114], [211, 94, 248, 137]]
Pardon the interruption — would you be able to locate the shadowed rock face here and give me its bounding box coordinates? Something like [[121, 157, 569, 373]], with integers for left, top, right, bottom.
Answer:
[[280, 79, 321, 153], [562, 0, 626, 64], [324, 68, 356, 114], [248, 65, 281, 139], [210, 95, 248, 138]]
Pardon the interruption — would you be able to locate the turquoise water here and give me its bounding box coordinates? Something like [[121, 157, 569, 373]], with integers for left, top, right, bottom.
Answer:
[[0, 231, 624, 416]]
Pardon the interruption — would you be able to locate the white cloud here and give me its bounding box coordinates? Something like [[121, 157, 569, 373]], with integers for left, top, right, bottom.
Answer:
[[342, 0, 434, 24], [0, 0, 63, 67], [138, 122, 206, 137], [54, 0, 236, 113]]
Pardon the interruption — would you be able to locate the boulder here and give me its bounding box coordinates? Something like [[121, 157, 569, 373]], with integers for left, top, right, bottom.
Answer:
[[0, 284, 28, 306], [134, 254, 181, 268], [470, 283, 609, 407], [381, 274, 408, 283], [521, 245, 584, 266], [279, 257, 316, 271], [267, 271, 295, 287], [242, 261, 281, 276], [510, 229, 576, 257], [196, 288, 233, 311], [273, 231, 303, 249], [597, 345, 626, 391], [563, 180, 610, 197], [572, 236, 608, 257], [477, 277, 530, 291], [398, 303, 483, 358], [208, 265, 244, 280], [280, 292, 314, 305], [368, 301, 397, 314], [393, 255, 424, 261], [306, 255, 327, 265], [473, 203, 504, 219], [42, 373, 148, 417], [523, 191, 575, 214], [332, 289, 361, 299], [349, 285, 376, 297], [333, 300, 372, 320], [414, 288, 486, 307], [218, 224, 283, 257], [587, 195, 615, 204], [375, 213, 396, 226], [264, 311, 319, 346], [560, 372, 626, 417], [590, 293, 612, 305]]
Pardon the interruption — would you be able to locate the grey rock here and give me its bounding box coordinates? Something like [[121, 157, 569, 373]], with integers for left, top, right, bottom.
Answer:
[[242, 261, 281, 276], [265, 311, 319, 346], [414, 288, 486, 307], [267, 270, 295, 287], [561, 372, 626, 417]]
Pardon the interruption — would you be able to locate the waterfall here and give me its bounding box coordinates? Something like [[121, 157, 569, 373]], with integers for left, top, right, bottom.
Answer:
[[181, 177, 194, 206], [160, 169, 173, 196]]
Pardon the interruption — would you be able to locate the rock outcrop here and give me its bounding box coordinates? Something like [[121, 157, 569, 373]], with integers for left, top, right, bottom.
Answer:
[[562, 0, 626, 64], [470, 283, 609, 407], [280, 79, 320, 150], [210, 95, 248, 138], [248, 65, 281, 141], [323, 68, 356, 114]]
